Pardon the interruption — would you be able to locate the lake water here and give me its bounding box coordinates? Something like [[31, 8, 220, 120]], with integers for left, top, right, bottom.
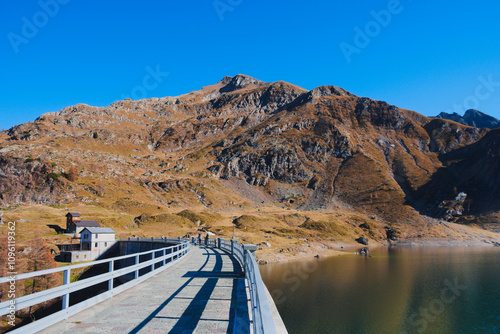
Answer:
[[259, 247, 500, 334]]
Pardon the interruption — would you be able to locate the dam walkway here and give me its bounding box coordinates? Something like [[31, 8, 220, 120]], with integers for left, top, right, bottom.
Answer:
[[40, 246, 251, 333]]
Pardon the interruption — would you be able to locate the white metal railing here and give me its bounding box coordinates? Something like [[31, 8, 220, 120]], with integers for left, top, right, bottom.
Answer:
[[127, 237, 186, 243], [0, 238, 190, 334], [220, 239, 232, 253], [216, 238, 278, 334], [244, 248, 278, 334]]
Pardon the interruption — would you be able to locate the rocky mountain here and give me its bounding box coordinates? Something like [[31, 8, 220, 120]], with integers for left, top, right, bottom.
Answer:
[[1, 74, 499, 235], [415, 128, 500, 223], [436, 109, 500, 129]]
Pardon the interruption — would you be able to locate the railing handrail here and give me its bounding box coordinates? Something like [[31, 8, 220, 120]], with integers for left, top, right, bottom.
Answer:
[[126, 237, 186, 243], [216, 238, 279, 334], [0, 238, 190, 333], [0, 238, 188, 284], [0, 247, 187, 314], [245, 249, 278, 334]]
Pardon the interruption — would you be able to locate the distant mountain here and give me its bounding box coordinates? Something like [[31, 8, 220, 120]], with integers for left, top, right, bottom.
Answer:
[[1, 74, 499, 236], [436, 109, 500, 129]]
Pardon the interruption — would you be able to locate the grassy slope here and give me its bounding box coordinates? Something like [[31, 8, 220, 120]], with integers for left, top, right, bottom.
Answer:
[[2, 201, 498, 269]]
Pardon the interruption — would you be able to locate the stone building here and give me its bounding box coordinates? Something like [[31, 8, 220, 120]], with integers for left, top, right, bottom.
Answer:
[[65, 212, 101, 235]]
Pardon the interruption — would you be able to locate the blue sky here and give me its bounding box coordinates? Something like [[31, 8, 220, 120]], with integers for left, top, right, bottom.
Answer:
[[1, 0, 500, 129]]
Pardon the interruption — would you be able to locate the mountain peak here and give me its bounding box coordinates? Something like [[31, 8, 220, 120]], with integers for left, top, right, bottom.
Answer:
[[219, 74, 267, 93], [436, 109, 500, 129], [310, 85, 355, 98], [464, 109, 485, 118], [219, 76, 233, 85]]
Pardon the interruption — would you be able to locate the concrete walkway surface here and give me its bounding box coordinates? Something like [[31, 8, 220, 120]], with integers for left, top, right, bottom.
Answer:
[[40, 246, 250, 334]]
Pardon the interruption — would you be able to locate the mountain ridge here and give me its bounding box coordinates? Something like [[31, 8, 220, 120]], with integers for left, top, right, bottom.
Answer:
[[1, 75, 498, 240], [436, 109, 500, 129]]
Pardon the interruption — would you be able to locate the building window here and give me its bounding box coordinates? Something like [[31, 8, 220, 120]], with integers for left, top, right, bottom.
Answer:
[[95, 243, 98, 247], [105, 242, 107, 247], [96, 234, 98, 239]]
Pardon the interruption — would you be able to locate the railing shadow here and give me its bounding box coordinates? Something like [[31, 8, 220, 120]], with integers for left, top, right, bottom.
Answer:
[[128, 246, 250, 334], [128, 247, 213, 334], [168, 247, 224, 333], [225, 248, 250, 334]]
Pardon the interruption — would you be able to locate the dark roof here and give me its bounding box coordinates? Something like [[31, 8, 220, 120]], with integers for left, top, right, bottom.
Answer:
[[74, 220, 100, 227], [66, 212, 81, 217], [82, 227, 116, 234]]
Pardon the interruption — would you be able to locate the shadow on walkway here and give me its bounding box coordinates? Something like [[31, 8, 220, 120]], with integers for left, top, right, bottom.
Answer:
[[128, 246, 249, 334]]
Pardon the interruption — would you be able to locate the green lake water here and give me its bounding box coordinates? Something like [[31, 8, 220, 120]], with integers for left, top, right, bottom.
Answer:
[[259, 247, 500, 334]]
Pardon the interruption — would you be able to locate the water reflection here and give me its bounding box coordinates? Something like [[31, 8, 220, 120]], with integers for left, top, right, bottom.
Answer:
[[260, 247, 500, 334]]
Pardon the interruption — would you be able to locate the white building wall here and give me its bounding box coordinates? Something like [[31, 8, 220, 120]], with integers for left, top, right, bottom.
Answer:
[[70, 251, 92, 262], [80, 231, 117, 260]]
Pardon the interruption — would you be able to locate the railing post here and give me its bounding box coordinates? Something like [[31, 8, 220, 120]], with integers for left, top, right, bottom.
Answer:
[[135, 255, 139, 279], [108, 260, 114, 291], [242, 244, 257, 273], [217, 238, 221, 249], [162, 249, 166, 266], [243, 244, 258, 258], [62, 269, 70, 310], [231, 238, 237, 255], [243, 250, 248, 272], [151, 251, 155, 272]]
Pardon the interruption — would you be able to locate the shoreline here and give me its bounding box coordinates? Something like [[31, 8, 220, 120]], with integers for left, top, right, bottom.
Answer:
[[389, 238, 500, 248], [257, 237, 500, 264]]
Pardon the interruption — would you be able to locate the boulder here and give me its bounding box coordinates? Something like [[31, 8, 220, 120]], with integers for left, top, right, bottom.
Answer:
[[359, 247, 370, 256], [356, 237, 369, 245]]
